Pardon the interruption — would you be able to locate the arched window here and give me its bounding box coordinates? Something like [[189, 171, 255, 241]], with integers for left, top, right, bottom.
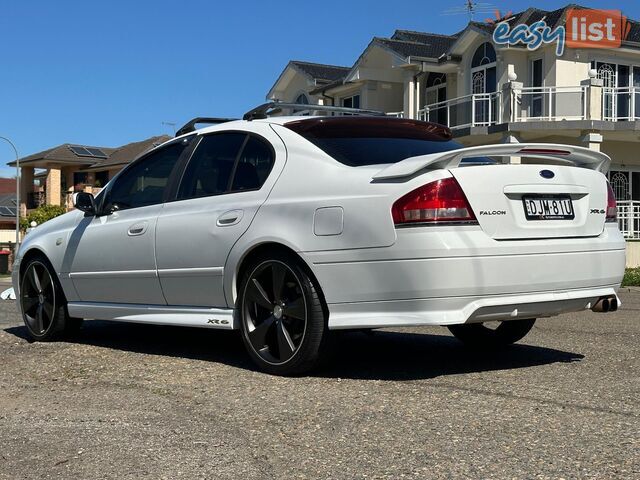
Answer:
[[610, 171, 629, 201], [292, 93, 310, 114], [426, 72, 446, 88], [471, 42, 496, 68], [470, 42, 497, 125], [470, 43, 497, 95], [294, 93, 309, 105]]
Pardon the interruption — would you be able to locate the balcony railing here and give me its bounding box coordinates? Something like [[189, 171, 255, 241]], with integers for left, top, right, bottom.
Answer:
[[513, 86, 587, 122], [618, 200, 640, 239], [602, 87, 640, 121], [419, 92, 501, 129]]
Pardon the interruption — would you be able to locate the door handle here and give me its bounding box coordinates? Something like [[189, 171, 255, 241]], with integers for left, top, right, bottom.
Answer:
[[217, 209, 243, 227], [128, 221, 148, 236]]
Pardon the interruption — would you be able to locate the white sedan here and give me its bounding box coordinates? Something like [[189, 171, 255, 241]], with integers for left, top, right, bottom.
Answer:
[[12, 103, 626, 375]]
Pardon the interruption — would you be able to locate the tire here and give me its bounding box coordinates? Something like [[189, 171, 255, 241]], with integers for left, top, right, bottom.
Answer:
[[238, 251, 327, 375], [447, 318, 536, 348], [19, 255, 82, 341]]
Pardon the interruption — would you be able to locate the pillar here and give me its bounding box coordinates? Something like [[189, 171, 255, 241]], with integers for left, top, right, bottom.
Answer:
[[45, 167, 61, 206], [502, 80, 523, 123], [502, 132, 521, 164], [581, 132, 603, 152], [416, 74, 425, 118], [403, 75, 416, 119], [581, 77, 603, 121]]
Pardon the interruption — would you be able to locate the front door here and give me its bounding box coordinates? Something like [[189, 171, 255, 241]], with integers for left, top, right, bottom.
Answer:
[[155, 129, 281, 307], [67, 139, 190, 304]]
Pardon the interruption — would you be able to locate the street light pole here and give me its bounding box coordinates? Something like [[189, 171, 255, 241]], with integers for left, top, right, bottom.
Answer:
[[0, 136, 20, 247]]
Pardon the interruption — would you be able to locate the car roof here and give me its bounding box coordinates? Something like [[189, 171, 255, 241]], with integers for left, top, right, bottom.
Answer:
[[172, 115, 452, 141]]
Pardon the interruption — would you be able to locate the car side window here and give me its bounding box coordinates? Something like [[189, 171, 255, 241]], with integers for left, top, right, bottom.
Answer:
[[177, 133, 247, 200], [230, 136, 274, 192], [105, 141, 187, 211], [177, 133, 274, 200]]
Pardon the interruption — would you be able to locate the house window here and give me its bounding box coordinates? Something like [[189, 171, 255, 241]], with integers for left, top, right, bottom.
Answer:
[[293, 93, 310, 114], [95, 171, 109, 188], [470, 42, 497, 93], [530, 59, 544, 118], [295, 93, 309, 105], [592, 60, 640, 120], [73, 172, 88, 192], [471, 42, 496, 68], [342, 95, 360, 109], [425, 72, 447, 125], [470, 42, 497, 125], [608, 170, 640, 202]]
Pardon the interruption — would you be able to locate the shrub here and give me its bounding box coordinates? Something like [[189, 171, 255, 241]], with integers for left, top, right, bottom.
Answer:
[[20, 204, 67, 231], [622, 268, 640, 287]]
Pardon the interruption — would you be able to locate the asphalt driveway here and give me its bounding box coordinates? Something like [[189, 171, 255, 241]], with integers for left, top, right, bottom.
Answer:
[[0, 290, 638, 479]]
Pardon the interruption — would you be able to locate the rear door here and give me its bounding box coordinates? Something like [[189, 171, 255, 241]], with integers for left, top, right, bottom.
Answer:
[[450, 164, 608, 239], [155, 127, 283, 307]]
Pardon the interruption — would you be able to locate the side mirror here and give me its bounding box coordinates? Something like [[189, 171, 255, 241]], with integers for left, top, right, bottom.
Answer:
[[73, 192, 96, 215]]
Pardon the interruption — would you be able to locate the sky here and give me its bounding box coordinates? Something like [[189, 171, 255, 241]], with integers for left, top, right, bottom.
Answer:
[[1, 0, 640, 177]]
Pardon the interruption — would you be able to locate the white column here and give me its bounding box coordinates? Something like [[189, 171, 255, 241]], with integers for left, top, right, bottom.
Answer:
[[502, 132, 521, 164], [581, 132, 603, 152], [416, 74, 425, 117], [403, 75, 416, 119]]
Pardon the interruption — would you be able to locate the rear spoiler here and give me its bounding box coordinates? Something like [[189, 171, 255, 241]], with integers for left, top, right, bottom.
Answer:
[[372, 143, 611, 180]]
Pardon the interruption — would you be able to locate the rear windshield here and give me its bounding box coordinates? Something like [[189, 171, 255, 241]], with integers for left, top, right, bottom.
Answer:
[[284, 117, 482, 167], [305, 137, 464, 167]]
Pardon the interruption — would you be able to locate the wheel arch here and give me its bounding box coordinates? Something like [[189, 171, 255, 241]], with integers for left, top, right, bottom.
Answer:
[[19, 247, 51, 278], [228, 241, 328, 316]]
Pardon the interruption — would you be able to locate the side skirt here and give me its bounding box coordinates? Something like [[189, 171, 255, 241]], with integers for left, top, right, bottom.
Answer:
[[67, 302, 236, 330]]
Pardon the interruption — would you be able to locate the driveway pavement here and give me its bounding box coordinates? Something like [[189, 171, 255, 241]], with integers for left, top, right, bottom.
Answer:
[[0, 292, 638, 479]]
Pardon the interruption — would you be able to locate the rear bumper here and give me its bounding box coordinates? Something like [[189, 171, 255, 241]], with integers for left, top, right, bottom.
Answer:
[[326, 286, 620, 329], [303, 225, 626, 329]]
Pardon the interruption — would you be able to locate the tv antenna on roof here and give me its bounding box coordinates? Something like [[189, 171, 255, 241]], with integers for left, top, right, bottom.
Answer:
[[442, 0, 496, 20], [161, 121, 177, 135]]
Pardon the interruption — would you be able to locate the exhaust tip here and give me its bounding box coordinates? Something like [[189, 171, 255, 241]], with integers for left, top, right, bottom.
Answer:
[[591, 295, 618, 313]]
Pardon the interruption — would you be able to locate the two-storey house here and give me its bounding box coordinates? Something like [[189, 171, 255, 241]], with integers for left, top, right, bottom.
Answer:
[[268, 5, 640, 251]]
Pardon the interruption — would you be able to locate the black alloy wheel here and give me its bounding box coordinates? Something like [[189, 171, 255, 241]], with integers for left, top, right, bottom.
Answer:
[[21, 260, 57, 337], [239, 252, 327, 375], [20, 256, 82, 341], [243, 260, 307, 364]]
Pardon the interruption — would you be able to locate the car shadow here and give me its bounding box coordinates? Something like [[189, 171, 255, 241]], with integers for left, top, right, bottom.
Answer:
[[4, 321, 584, 381]]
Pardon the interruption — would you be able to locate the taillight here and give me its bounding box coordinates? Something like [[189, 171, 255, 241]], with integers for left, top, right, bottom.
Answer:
[[606, 181, 617, 223], [392, 177, 477, 226]]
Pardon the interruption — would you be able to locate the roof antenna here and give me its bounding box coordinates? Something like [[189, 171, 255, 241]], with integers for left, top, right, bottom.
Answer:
[[441, 0, 495, 20], [161, 121, 177, 135]]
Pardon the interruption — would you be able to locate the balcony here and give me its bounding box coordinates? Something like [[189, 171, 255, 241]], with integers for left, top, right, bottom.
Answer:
[[418, 92, 501, 129], [416, 83, 640, 130], [513, 86, 587, 122], [618, 200, 640, 240], [602, 87, 640, 121]]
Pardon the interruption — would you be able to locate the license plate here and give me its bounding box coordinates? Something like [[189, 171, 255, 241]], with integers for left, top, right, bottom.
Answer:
[[522, 196, 574, 220]]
